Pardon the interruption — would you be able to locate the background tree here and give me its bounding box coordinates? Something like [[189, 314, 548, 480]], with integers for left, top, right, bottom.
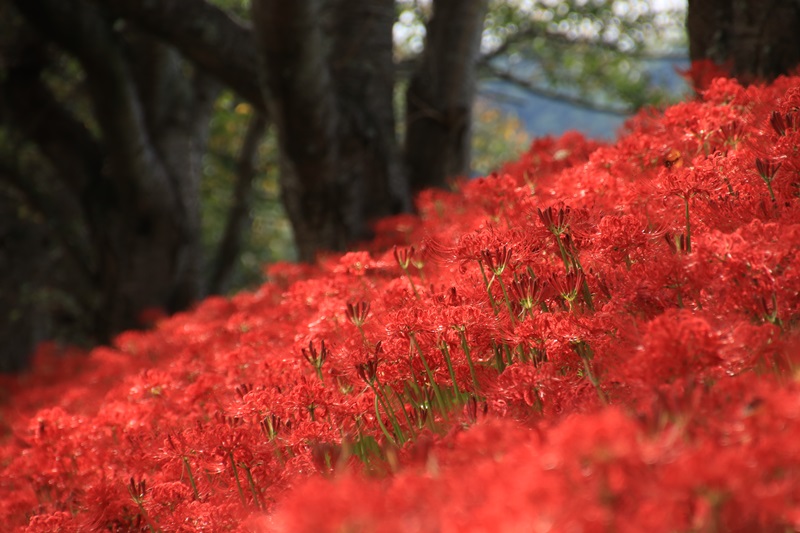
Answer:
[[0, 0, 691, 371], [687, 0, 800, 82]]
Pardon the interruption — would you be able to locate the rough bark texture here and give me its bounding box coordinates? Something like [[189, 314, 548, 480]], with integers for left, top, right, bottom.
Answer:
[[93, 0, 263, 108], [209, 113, 267, 294], [688, 0, 800, 82], [252, 0, 407, 262], [405, 0, 489, 192], [0, 0, 493, 369], [6, 0, 216, 344]]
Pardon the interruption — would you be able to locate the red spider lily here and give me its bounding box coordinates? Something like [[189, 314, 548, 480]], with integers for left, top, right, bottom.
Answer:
[[769, 110, 799, 136], [3, 65, 800, 533], [716, 120, 745, 150], [301, 339, 329, 379], [393, 245, 415, 270], [345, 301, 371, 327], [355, 342, 382, 385], [510, 271, 544, 315], [756, 157, 782, 182], [480, 246, 513, 276], [537, 203, 571, 235], [551, 270, 584, 309], [755, 157, 783, 202]]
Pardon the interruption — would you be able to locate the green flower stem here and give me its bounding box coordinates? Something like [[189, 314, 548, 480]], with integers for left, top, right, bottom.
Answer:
[[456, 329, 480, 392], [374, 394, 399, 446], [229, 452, 247, 507], [371, 382, 406, 445], [438, 341, 462, 399], [409, 332, 448, 418], [400, 265, 420, 300], [386, 384, 418, 439], [478, 261, 499, 314], [684, 198, 692, 253], [242, 464, 262, 511], [496, 276, 516, 326], [182, 456, 199, 500]]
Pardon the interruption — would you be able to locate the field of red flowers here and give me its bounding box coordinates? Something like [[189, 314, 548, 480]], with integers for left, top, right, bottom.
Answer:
[[2, 70, 800, 532]]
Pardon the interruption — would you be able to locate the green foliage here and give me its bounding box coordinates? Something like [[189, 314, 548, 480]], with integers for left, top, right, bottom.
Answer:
[[480, 0, 687, 111], [471, 98, 531, 176], [202, 92, 295, 292], [207, 1, 688, 288]]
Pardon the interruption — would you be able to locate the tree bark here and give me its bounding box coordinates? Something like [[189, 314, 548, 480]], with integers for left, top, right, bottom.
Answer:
[[405, 0, 489, 192], [209, 112, 268, 294], [688, 0, 800, 82], [252, 0, 407, 261], [10, 0, 216, 341], [91, 0, 264, 109]]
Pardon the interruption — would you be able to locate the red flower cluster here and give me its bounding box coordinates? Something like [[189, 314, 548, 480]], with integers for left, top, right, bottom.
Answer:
[[2, 70, 800, 532]]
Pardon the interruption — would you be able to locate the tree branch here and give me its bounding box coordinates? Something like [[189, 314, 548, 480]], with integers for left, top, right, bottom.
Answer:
[[13, 0, 179, 213], [208, 112, 267, 294], [481, 66, 633, 116], [481, 26, 687, 63], [0, 43, 103, 193], [91, 0, 264, 110]]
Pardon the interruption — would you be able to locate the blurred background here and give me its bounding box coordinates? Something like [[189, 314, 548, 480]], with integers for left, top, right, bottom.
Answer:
[[0, 0, 700, 368], [207, 0, 690, 285]]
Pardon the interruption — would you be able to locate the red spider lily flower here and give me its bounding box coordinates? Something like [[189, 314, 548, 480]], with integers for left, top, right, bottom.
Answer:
[[301, 340, 329, 371], [664, 232, 689, 255], [234, 383, 254, 401], [717, 120, 744, 150], [755, 157, 783, 202], [480, 246, 513, 276], [301, 340, 329, 381], [552, 270, 584, 307], [658, 165, 721, 202], [769, 110, 799, 136], [537, 203, 571, 235], [393, 245, 415, 270], [356, 341, 382, 385], [755, 157, 782, 183], [259, 413, 282, 440], [510, 272, 544, 313], [345, 301, 371, 327]]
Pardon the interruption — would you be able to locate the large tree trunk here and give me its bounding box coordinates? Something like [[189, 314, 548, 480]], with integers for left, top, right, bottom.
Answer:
[[687, 0, 800, 82], [405, 0, 489, 192], [251, 0, 408, 261], [7, 0, 216, 344]]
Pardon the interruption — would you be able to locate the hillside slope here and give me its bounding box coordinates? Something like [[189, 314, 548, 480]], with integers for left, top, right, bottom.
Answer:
[[2, 73, 800, 532]]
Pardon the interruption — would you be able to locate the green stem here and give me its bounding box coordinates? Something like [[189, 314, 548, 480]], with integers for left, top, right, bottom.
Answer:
[[478, 261, 499, 314], [580, 357, 608, 405], [355, 323, 368, 348], [386, 384, 418, 438], [684, 198, 692, 253], [409, 333, 449, 418], [493, 340, 506, 372], [373, 382, 406, 444], [229, 452, 247, 507], [182, 456, 199, 500], [555, 235, 571, 271], [401, 266, 420, 299], [374, 394, 400, 446], [496, 276, 516, 326], [242, 464, 262, 511], [439, 341, 462, 399]]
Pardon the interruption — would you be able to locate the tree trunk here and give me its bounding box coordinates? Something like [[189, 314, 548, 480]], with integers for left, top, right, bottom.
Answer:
[[405, 0, 489, 192], [251, 0, 407, 261], [688, 0, 800, 82], [8, 0, 216, 343]]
